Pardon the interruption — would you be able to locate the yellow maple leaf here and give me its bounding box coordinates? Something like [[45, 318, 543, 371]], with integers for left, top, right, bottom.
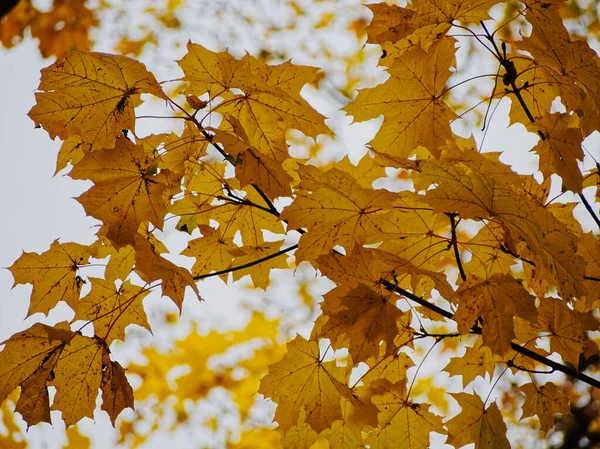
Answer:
[[318, 284, 410, 363], [422, 160, 584, 299], [9, 240, 89, 316], [29, 51, 165, 150], [445, 338, 498, 388], [527, 113, 584, 192], [213, 126, 293, 199], [534, 297, 595, 366], [453, 274, 537, 356], [230, 241, 290, 289], [343, 37, 457, 158], [159, 123, 209, 183], [281, 168, 400, 262], [30, 0, 97, 58], [577, 232, 600, 311], [364, 3, 416, 45], [133, 233, 200, 310], [518, 382, 570, 434], [518, 2, 600, 135], [367, 385, 445, 449], [55, 136, 91, 175], [0, 323, 117, 428], [51, 333, 104, 426], [259, 335, 375, 433], [182, 225, 237, 277], [446, 393, 510, 449], [462, 223, 515, 279], [100, 360, 134, 426], [74, 278, 151, 344], [179, 43, 330, 162], [70, 137, 176, 248]]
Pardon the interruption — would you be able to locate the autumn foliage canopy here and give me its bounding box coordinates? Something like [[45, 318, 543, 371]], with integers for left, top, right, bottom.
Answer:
[[2, 0, 600, 448]]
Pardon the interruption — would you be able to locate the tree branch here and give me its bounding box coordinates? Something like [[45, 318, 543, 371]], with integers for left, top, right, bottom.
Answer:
[[448, 213, 467, 282], [382, 277, 600, 389], [192, 244, 298, 280]]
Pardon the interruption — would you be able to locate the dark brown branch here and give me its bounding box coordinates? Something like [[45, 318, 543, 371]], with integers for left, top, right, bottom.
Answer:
[[448, 213, 467, 282], [579, 192, 600, 230], [384, 277, 600, 389], [193, 244, 298, 280]]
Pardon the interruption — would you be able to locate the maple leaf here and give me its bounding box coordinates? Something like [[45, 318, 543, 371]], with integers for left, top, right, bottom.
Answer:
[[133, 233, 200, 310], [452, 274, 537, 355], [89, 239, 136, 282], [230, 241, 290, 289], [577, 232, 600, 311], [367, 385, 445, 449], [213, 126, 293, 198], [281, 168, 400, 262], [422, 160, 585, 299], [51, 333, 104, 426], [28, 51, 165, 151], [364, 3, 416, 45], [517, 2, 600, 135], [9, 240, 89, 316], [180, 188, 284, 247], [534, 297, 596, 366], [365, 1, 499, 57], [158, 123, 209, 183], [55, 136, 91, 175], [259, 335, 376, 433], [70, 137, 178, 248], [179, 42, 330, 162], [446, 393, 510, 449], [318, 284, 410, 363], [181, 225, 237, 277], [101, 360, 135, 426], [462, 223, 515, 279], [30, 0, 97, 58], [74, 278, 151, 344], [344, 37, 457, 158], [317, 247, 390, 295], [0, 323, 71, 427], [320, 398, 365, 449], [0, 323, 118, 427], [445, 338, 498, 387], [519, 382, 570, 434], [527, 113, 584, 192]]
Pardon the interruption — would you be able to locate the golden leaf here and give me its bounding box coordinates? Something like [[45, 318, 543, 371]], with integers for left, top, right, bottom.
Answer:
[[74, 278, 151, 344], [453, 274, 537, 355], [71, 137, 176, 248], [446, 393, 510, 449], [29, 51, 165, 150], [343, 37, 457, 158], [9, 240, 89, 316], [519, 382, 569, 434]]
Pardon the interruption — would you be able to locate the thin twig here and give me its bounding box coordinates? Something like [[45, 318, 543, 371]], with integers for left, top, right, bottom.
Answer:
[[193, 244, 298, 280], [448, 213, 467, 281]]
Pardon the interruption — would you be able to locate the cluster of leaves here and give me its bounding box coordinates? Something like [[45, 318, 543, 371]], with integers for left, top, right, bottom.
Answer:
[[2, 0, 600, 447], [0, 0, 98, 58]]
